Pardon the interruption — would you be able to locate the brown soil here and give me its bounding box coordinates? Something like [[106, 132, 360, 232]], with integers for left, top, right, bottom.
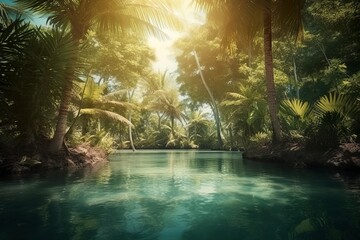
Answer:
[[0, 143, 108, 175], [243, 142, 360, 169]]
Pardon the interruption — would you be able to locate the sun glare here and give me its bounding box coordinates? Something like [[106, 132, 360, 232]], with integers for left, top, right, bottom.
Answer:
[[148, 0, 205, 73]]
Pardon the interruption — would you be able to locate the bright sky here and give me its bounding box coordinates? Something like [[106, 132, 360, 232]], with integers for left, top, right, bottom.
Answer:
[[148, 0, 204, 74]]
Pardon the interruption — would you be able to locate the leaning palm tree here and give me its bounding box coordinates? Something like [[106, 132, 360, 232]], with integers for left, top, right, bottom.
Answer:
[[194, 0, 305, 143], [193, 49, 223, 149], [16, 0, 183, 152]]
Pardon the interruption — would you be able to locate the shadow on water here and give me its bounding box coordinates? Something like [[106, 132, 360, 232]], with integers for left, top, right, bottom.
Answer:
[[1, 150, 360, 240]]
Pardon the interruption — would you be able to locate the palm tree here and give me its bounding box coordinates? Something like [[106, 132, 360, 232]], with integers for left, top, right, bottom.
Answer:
[[222, 82, 268, 140], [187, 110, 211, 148], [16, 0, 182, 152], [76, 78, 133, 129], [142, 70, 169, 132], [1, 21, 79, 150], [194, 0, 305, 143], [148, 88, 186, 137], [66, 76, 135, 152]]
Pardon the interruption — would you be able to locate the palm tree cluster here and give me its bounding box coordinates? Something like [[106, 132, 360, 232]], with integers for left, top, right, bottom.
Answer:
[[0, 0, 187, 156], [175, 0, 359, 149], [194, 0, 305, 143], [1, 0, 359, 160]]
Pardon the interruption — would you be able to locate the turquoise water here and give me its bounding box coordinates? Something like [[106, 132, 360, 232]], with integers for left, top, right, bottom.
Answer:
[[1, 151, 360, 240]]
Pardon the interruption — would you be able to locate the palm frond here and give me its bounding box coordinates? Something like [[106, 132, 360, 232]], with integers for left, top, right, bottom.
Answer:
[[82, 78, 105, 100], [102, 89, 127, 99], [314, 92, 357, 118], [194, 0, 304, 47], [17, 0, 184, 40], [104, 1, 183, 40], [281, 98, 311, 120], [221, 99, 243, 107], [0, 19, 33, 57], [80, 108, 133, 127], [102, 100, 138, 110], [28, 27, 81, 102], [273, 0, 305, 42], [0, 2, 24, 25], [227, 92, 247, 99]]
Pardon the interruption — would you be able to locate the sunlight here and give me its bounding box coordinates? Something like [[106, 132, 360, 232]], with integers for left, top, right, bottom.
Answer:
[[148, 30, 182, 73], [148, 0, 204, 72]]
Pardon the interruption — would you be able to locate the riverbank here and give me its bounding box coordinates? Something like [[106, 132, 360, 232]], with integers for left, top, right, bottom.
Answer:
[[243, 142, 360, 169], [0, 144, 108, 175], [2, 142, 360, 175]]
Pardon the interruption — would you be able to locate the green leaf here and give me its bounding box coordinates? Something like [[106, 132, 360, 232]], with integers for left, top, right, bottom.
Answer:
[[314, 92, 357, 118], [281, 98, 311, 120]]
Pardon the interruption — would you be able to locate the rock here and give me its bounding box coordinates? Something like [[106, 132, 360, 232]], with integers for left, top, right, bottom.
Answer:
[[66, 158, 77, 168]]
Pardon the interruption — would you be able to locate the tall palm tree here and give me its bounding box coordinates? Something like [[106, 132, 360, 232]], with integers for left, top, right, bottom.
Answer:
[[148, 88, 186, 137], [194, 0, 304, 143], [16, 0, 183, 152]]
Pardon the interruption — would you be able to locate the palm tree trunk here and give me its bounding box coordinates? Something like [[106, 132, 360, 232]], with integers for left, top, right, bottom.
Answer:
[[193, 50, 223, 149], [48, 35, 80, 153], [128, 89, 136, 151], [228, 123, 234, 150], [156, 112, 163, 131], [48, 75, 73, 152], [170, 116, 175, 138], [128, 112, 136, 151], [65, 70, 92, 138], [293, 57, 300, 99], [263, 4, 282, 143]]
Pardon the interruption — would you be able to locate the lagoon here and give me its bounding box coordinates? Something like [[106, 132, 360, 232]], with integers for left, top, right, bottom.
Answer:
[[1, 151, 360, 239]]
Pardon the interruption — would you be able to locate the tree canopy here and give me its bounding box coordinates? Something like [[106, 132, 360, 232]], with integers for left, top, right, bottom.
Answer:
[[0, 0, 359, 157]]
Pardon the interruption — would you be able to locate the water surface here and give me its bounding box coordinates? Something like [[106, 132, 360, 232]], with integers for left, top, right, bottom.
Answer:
[[1, 150, 360, 240]]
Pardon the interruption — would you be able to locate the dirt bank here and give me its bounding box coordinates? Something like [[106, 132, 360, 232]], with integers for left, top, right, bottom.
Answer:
[[243, 142, 360, 169], [0, 144, 108, 175]]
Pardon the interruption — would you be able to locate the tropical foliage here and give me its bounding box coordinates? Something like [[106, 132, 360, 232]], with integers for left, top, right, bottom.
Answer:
[[0, 0, 359, 157], [13, 0, 183, 152], [280, 92, 359, 149]]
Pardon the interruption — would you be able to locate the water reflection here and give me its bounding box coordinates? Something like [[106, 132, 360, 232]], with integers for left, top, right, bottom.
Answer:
[[0, 151, 360, 240]]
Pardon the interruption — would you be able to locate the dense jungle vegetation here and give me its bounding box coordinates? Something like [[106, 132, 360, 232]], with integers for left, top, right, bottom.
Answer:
[[0, 0, 359, 167]]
